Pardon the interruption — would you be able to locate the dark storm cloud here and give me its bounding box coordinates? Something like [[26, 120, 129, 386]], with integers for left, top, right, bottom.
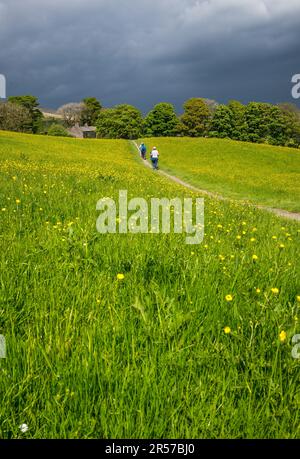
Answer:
[[1, 0, 299, 111]]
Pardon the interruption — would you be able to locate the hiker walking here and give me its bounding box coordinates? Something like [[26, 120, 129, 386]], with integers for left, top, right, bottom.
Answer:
[[150, 146, 159, 170], [139, 142, 147, 160]]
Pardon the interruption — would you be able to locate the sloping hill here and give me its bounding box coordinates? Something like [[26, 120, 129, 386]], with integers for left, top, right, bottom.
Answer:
[[141, 137, 300, 212]]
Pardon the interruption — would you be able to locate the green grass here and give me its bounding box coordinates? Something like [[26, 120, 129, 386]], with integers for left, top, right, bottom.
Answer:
[[142, 137, 300, 212], [0, 130, 300, 439]]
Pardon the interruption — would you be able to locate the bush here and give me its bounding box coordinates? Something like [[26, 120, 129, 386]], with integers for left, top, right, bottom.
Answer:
[[47, 123, 71, 137]]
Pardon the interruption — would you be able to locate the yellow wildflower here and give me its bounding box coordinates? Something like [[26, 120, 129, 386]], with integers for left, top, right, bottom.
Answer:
[[279, 331, 287, 343], [225, 294, 233, 302]]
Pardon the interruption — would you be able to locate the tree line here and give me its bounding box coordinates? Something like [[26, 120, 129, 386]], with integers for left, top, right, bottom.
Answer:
[[96, 99, 300, 148], [1, 95, 300, 148]]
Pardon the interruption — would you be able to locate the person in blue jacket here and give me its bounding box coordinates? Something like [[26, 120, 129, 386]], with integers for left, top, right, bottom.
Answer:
[[139, 142, 147, 160]]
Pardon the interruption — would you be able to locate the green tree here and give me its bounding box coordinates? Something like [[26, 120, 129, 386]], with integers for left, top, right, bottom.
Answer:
[[266, 105, 287, 145], [144, 103, 179, 137], [244, 102, 286, 145], [8, 95, 43, 133], [96, 104, 143, 139], [244, 102, 267, 142], [210, 104, 233, 138], [227, 100, 247, 141], [278, 103, 300, 147], [81, 97, 102, 125], [180, 98, 211, 137]]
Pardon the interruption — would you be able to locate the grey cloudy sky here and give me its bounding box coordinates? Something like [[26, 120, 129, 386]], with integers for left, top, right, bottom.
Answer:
[[1, 0, 299, 112]]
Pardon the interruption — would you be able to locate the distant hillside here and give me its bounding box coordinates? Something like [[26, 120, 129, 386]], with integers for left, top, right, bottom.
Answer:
[[40, 108, 62, 119]]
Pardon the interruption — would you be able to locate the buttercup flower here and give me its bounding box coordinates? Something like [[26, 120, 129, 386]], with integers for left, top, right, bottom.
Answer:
[[225, 294, 233, 302], [279, 331, 287, 343], [117, 273, 125, 281], [224, 326, 231, 334]]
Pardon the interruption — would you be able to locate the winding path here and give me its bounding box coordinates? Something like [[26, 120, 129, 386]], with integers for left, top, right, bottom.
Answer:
[[131, 141, 300, 222]]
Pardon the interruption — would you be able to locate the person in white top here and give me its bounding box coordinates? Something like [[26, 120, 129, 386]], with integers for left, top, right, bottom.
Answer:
[[150, 147, 159, 170]]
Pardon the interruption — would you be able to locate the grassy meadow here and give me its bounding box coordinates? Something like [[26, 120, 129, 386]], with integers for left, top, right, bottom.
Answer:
[[143, 137, 300, 212], [0, 130, 300, 439]]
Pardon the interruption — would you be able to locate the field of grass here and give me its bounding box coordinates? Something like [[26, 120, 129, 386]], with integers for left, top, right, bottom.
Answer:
[[0, 130, 300, 439], [142, 137, 300, 212]]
